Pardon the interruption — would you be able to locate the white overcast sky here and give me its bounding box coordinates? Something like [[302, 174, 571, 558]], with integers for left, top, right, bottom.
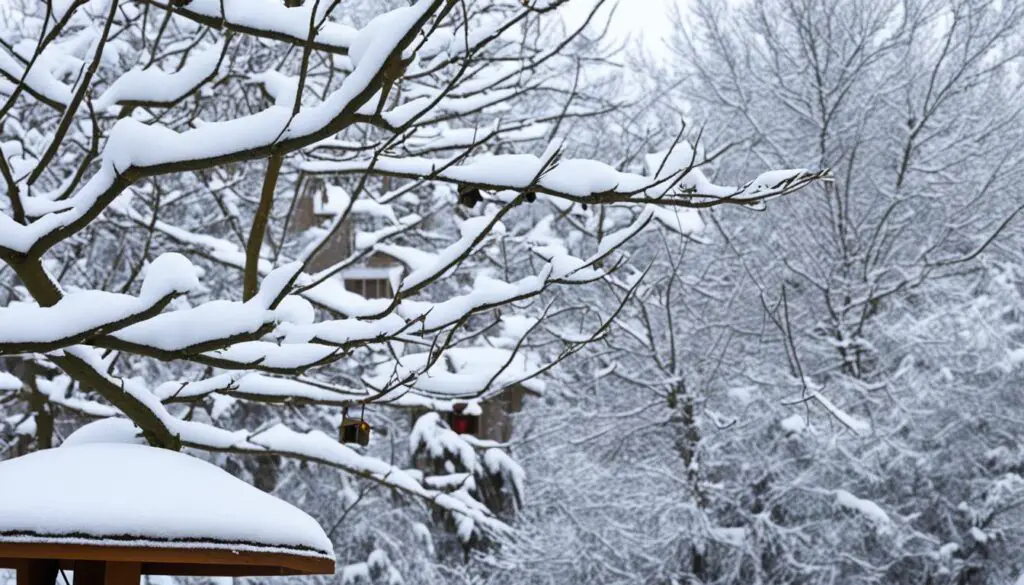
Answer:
[[560, 0, 686, 49]]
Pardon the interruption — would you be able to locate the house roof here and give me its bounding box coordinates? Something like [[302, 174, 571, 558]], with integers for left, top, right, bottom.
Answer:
[[312, 185, 397, 223]]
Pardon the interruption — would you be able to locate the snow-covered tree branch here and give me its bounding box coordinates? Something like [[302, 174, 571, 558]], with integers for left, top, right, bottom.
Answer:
[[0, 0, 822, 558]]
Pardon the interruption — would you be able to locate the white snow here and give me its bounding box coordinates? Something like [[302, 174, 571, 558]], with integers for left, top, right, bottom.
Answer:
[[94, 41, 224, 110], [780, 414, 807, 433], [0, 253, 198, 348], [113, 298, 273, 351], [248, 71, 300, 109], [835, 489, 891, 529], [938, 541, 960, 559], [62, 417, 146, 447], [113, 262, 295, 351], [969, 526, 988, 543], [399, 270, 548, 331], [650, 205, 704, 235], [368, 346, 544, 398], [483, 448, 525, 499], [411, 412, 479, 470], [810, 390, 870, 434], [340, 562, 369, 585], [0, 42, 73, 107], [401, 215, 506, 290], [0, 443, 334, 558], [202, 341, 340, 370], [0, 372, 21, 391], [5, 414, 35, 436], [171, 0, 356, 53], [301, 152, 812, 203], [62, 417, 509, 538], [36, 377, 120, 418], [500, 315, 538, 339], [0, 1, 435, 256], [338, 265, 402, 282], [710, 526, 746, 547], [314, 185, 397, 222]]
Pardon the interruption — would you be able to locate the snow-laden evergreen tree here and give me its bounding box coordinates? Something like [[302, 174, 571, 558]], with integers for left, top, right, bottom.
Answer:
[[0, 0, 821, 581]]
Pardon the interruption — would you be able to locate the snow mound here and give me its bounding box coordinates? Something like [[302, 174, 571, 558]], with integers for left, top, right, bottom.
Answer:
[[0, 443, 334, 558], [61, 417, 146, 447]]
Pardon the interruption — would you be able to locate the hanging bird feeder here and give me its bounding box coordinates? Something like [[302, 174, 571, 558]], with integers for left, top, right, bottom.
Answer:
[[339, 405, 371, 446], [457, 185, 482, 208], [448, 403, 479, 436]]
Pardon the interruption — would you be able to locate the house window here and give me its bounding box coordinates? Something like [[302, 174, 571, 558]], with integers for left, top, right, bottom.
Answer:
[[341, 265, 400, 299], [344, 278, 393, 299]]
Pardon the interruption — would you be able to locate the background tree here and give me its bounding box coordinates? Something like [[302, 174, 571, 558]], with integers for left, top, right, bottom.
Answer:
[[485, 0, 1024, 584]]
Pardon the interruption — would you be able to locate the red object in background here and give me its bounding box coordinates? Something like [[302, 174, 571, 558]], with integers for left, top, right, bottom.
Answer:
[[448, 403, 480, 436], [450, 415, 474, 434], [448, 403, 479, 435]]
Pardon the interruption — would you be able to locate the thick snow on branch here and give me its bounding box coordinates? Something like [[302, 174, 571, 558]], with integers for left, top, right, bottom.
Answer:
[[0, 0, 827, 550], [302, 152, 817, 205], [808, 389, 871, 434], [0, 372, 21, 391], [401, 270, 551, 330], [835, 489, 892, 532], [411, 412, 480, 471], [164, 0, 357, 55], [368, 347, 545, 398], [410, 412, 526, 543], [152, 371, 497, 415], [0, 253, 198, 353], [36, 376, 120, 418], [111, 263, 300, 352], [0, 42, 73, 107], [483, 448, 526, 502], [94, 41, 225, 110], [0, 0, 441, 256]]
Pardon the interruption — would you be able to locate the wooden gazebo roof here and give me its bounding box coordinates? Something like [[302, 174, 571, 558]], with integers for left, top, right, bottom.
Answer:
[[0, 443, 335, 585]]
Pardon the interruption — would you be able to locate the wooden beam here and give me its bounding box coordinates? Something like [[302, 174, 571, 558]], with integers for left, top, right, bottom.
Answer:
[[0, 542, 333, 576]]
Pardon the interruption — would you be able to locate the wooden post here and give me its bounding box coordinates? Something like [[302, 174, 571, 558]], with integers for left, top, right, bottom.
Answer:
[[15, 559, 58, 585], [104, 563, 141, 585], [71, 561, 140, 585], [72, 561, 105, 585]]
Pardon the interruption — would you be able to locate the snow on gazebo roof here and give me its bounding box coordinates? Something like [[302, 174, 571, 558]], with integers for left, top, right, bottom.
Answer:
[[0, 443, 334, 560]]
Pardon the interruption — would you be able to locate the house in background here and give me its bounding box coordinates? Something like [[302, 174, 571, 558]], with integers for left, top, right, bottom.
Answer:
[[367, 346, 544, 444], [290, 178, 404, 299], [292, 180, 540, 442], [476, 382, 536, 443], [430, 380, 539, 444]]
